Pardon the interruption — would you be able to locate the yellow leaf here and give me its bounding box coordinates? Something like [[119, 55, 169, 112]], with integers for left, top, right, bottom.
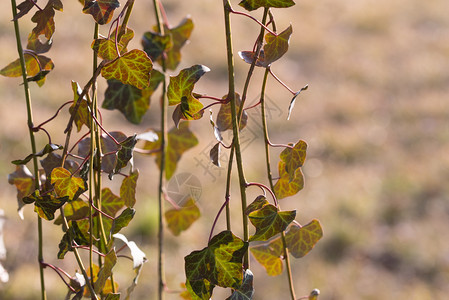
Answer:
[[50, 167, 85, 200]]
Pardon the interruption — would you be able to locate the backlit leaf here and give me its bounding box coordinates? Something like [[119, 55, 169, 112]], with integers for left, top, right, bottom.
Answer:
[[54, 199, 89, 225], [216, 93, 248, 132], [249, 237, 283, 276], [8, 166, 35, 218], [84, 264, 118, 297], [12, 143, 62, 165], [185, 230, 248, 298], [105, 294, 120, 300], [69, 81, 91, 132], [273, 161, 304, 199], [239, 0, 295, 11], [29, 0, 60, 40], [1, 54, 54, 80], [245, 195, 269, 216], [142, 31, 173, 61], [82, 0, 120, 25], [26, 34, 52, 54], [280, 140, 307, 182], [58, 221, 89, 259], [94, 249, 117, 294], [92, 27, 134, 61], [120, 170, 139, 207], [103, 69, 164, 124], [101, 188, 125, 217], [101, 49, 153, 90], [40, 153, 79, 191], [238, 50, 265, 67], [185, 279, 213, 300], [113, 233, 147, 269], [23, 190, 68, 221], [142, 122, 198, 180], [226, 269, 254, 300], [165, 198, 200, 236], [51, 167, 86, 201], [248, 204, 295, 241], [112, 134, 137, 177], [263, 25, 293, 67], [284, 220, 323, 258], [111, 207, 135, 234]]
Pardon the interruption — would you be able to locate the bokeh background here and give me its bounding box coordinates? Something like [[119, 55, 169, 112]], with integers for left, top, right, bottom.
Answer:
[[1, 0, 449, 299]]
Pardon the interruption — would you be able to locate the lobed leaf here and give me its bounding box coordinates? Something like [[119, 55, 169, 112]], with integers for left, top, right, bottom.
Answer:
[[92, 27, 134, 61], [273, 161, 304, 199], [249, 237, 284, 276], [248, 204, 296, 241], [14, 0, 35, 21], [120, 170, 139, 208], [1, 54, 54, 85], [101, 188, 125, 217], [23, 190, 68, 221], [280, 140, 307, 182], [216, 93, 248, 132], [165, 198, 201, 236], [226, 269, 254, 300], [51, 167, 86, 201], [82, 0, 120, 25], [142, 31, 173, 61], [101, 49, 153, 90], [284, 220, 323, 258], [239, 0, 295, 11], [263, 25, 293, 67], [245, 195, 269, 216], [69, 81, 91, 132], [112, 134, 137, 177], [40, 153, 79, 191], [54, 199, 89, 225]]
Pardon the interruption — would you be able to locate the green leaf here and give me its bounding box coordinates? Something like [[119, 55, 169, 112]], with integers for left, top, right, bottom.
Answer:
[[111, 207, 135, 234], [92, 27, 134, 60], [94, 249, 117, 294], [82, 0, 120, 25], [12, 143, 62, 165], [263, 25, 293, 67], [280, 140, 307, 182], [101, 49, 153, 90], [112, 134, 137, 177], [142, 31, 173, 61], [285, 220, 323, 258], [249, 237, 283, 276], [103, 69, 164, 124], [69, 81, 91, 132], [54, 199, 89, 225], [51, 167, 86, 201], [248, 204, 295, 241], [142, 122, 198, 180], [8, 165, 35, 218], [172, 96, 204, 128], [226, 269, 254, 300], [184, 230, 248, 298], [245, 195, 269, 216], [273, 160, 304, 199], [120, 170, 139, 207], [165, 198, 201, 236], [23, 190, 68, 221], [101, 188, 125, 217], [239, 0, 295, 11], [216, 93, 248, 132], [157, 18, 194, 70], [185, 279, 213, 300], [1, 54, 54, 85], [58, 221, 89, 259]]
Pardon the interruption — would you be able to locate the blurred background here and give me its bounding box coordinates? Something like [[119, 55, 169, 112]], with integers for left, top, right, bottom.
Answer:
[[1, 0, 449, 299]]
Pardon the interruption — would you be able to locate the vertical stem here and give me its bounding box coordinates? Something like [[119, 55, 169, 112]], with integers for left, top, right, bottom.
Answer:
[[223, 0, 249, 268], [153, 1, 167, 298], [260, 69, 296, 299], [10, 0, 46, 298]]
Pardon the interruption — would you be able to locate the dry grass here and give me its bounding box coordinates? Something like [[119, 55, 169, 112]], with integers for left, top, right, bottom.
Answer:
[[1, 0, 449, 299]]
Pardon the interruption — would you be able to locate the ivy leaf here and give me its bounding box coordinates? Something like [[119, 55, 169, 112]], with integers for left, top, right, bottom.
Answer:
[[284, 220, 323, 258], [238, 50, 265, 67], [40, 153, 79, 191], [14, 0, 35, 21], [248, 204, 296, 241], [84, 264, 118, 297], [82, 0, 120, 25], [165, 198, 201, 236], [28, 0, 62, 42], [54, 199, 89, 225], [23, 190, 68, 221], [157, 17, 194, 70], [113, 233, 147, 269], [111, 134, 137, 177], [105, 294, 120, 300], [184, 230, 248, 298], [245, 195, 269, 216], [69, 81, 91, 132], [51, 167, 86, 201], [92, 27, 134, 61], [1, 54, 54, 85], [226, 269, 254, 300], [142, 31, 173, 61], [101, 188, 125, 217], [172, 96, 204, 128], [287, 85, 308, 121], [103, 69, 164, 124], [239, 0, 295, 11], [12, 143, 62, 165], [142, 122, 198, 180], [185, 279, 213, 300], [263, 25, 293, 67], [26, 33, 53, 54], [120, 170, 139, 208], [94, 249, 117, 294], [111, 207, 135, 234], [273, 161, 304, 199], [280, 140, 307, 182], [216, 93, 248, 132], [249, 237, 284, 276], [101, 49, 153, 90], [8, 165, 35, 218], [209, 143, 221, 167]]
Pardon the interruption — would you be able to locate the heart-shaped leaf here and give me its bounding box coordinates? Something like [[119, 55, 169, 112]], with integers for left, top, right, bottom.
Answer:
[[249, 237, 283, 276], [248, 204, 296, 241], [51, 167, 86, 201], [280, 140, 307, 182], [82, 0, 120, 25], [285, 220, 323, 258], [273, 160, 304, 199], [165, 198, 201, 236]]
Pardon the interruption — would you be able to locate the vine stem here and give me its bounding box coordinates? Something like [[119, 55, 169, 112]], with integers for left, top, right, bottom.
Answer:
[[260, 68, 296, 299], [10, 0, 46, 298], [223, 0, 249, 269], [153, 0, 167, 299]]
